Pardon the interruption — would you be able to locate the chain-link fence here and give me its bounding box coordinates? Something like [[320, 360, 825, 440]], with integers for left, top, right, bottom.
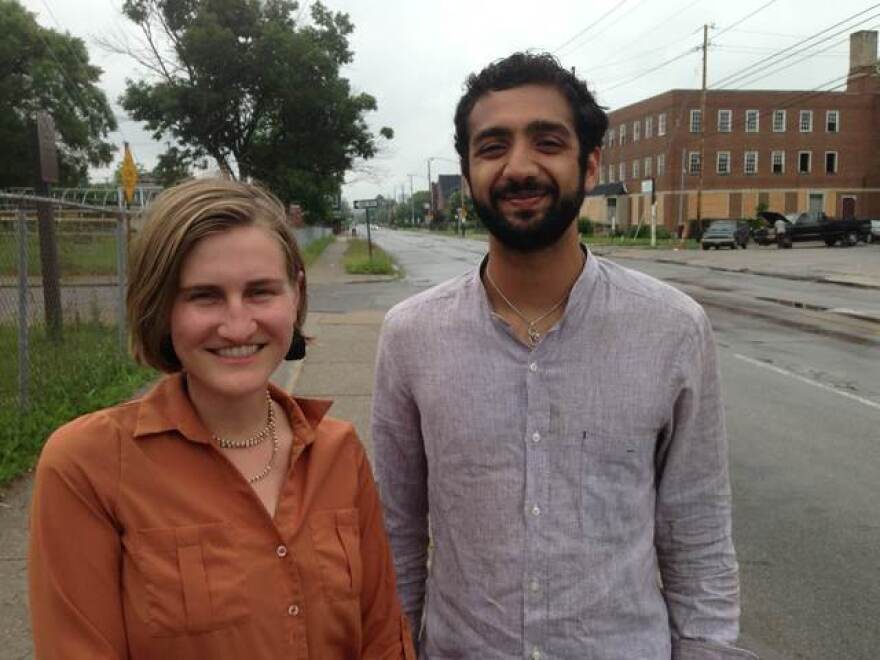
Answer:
[[0, 193, 153, 482]]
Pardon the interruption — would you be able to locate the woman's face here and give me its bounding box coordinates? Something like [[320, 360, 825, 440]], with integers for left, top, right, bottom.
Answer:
[[169, 224, 299, 402]]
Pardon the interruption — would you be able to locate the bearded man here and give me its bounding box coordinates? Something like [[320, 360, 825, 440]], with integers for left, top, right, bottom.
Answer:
[[372, 52, 755, 660]]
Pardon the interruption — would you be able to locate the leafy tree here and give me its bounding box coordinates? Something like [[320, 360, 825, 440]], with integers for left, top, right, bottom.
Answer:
[[0, 0, 116, 186], [152, 146, 194, 188], [113, 0, 392, 221]]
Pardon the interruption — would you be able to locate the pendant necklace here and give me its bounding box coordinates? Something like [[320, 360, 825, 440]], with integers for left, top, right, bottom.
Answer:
[[484, 267, 569, 349]]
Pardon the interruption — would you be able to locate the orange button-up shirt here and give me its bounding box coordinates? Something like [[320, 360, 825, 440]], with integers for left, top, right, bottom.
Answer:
[[28, 374, 415, 660]]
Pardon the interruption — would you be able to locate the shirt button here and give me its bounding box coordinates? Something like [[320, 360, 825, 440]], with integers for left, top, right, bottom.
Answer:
[[287, 604, 300, 616], [276, 544, 288, 558], [530, 504, 541, 517], [529, 578, 540, 593], [529, 362, 538, 372], [530, 648, 542, 660], [531, 432, 541, 444]]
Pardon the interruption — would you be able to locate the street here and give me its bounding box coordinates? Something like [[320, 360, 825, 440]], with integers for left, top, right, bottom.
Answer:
[[370, 229, 880, 660]]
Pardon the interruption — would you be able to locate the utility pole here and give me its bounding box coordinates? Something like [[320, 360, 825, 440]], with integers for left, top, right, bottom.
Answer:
[[407, 174, 416, 225], [426, 158, 434, 223], [695, 23, 709, 230]]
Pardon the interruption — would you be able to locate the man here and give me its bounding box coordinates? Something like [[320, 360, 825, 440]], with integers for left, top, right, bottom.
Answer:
[[774, 216, 789, 249], [372, 53, 755, 660]]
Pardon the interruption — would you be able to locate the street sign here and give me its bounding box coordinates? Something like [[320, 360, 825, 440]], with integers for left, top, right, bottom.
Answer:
[[353, 198, 379, 209], [121, 142, 139, 204]]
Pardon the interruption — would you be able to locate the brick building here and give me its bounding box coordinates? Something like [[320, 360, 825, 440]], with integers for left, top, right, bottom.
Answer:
[[581, 30, 880, 231]]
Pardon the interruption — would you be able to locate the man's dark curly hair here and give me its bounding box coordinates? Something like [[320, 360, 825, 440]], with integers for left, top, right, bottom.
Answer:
[[454, 52, 608, 180]]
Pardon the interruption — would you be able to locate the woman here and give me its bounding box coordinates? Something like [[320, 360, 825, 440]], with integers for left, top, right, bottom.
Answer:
[[28, 178, 415, 659]]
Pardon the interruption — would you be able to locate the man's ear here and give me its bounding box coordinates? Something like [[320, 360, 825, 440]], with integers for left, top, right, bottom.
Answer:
[[583, 147, 601, 193]]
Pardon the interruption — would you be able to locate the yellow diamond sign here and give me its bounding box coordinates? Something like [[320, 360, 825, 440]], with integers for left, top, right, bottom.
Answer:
[[121, 142, 138, 204]]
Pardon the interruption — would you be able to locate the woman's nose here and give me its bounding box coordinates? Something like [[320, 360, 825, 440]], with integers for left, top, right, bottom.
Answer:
[[217, 300, 257, 341]]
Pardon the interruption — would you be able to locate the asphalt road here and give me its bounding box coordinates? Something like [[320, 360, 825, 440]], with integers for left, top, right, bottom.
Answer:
[[370, 229, 880, 660]]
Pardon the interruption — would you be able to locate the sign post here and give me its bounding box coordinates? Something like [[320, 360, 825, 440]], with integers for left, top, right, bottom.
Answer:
[[353, 199, 379, 261], [642, 178, 656, 247], [34, 111, 62, 342]]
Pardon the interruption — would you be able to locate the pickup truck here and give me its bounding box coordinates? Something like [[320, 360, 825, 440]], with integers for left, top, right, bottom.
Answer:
[[753, 211, 872, 247]]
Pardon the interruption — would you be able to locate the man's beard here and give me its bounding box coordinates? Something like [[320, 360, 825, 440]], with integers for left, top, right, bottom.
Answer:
[[472, 176, 586, 252]]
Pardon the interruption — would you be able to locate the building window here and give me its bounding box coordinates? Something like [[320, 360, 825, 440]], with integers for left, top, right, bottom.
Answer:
[[799, 110, 813, 132], [619, 124, 626, 145], [745, 109, 759, 133], [744, 150, 758, 175], [645, 116, 653, 139], [718, 109, 732, 133], [798, 151, 811, 173], [632, 160, 640, 179], [772, 150, 785, 174], [716, 151, 731, 175], [608, 129, 615, 147], [657, 153, 666, 176], [633, 120, 640, 142], [825, 151, 838, 174], [772, 109, 786, 132], [644, 157, 652, 177], [688, 151, 701, 174], [608, 163, 614, 183], [619, 162, 626, 181], [689, 109, 702, 133], [658, 112, 667, 136], [826, 110, 839, 133]]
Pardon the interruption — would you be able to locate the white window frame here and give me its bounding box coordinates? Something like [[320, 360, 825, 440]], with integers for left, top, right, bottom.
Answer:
[[619, 124, 626, 145], [608, 129, 615, 147], [772, 109, 786, 132], [744, 150, 758, 175], [632, 160, 639, 179], [717, 109, 732, 133], [771, 150, 785, 174], [619, 162, 626, 181], [799, 110, 813, 132], [657, 153, 665, 176], [798, 151, 812, 173], [598, 165, 605, 185], [826, 110, 840, 133], [658, 113, 667, 136], [645, 116, 653, 139], [689, 109, 702, 133], [633, 120, 640, 142], [745, 109, 759, 133], [716, 151, 731, 175], [644, 156, 652, 178], [608, 163, 614, 183], [688, 151, 701, 175], [825, 151, 838, 174]]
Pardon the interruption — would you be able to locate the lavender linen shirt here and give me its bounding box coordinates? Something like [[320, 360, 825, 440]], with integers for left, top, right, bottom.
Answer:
[[372, 249, 755, 660]]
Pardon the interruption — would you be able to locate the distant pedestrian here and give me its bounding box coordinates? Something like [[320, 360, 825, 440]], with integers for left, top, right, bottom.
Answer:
[[28, 178, 414, 659], [775, 217, 789, 248], [372, 52, 754, 659]]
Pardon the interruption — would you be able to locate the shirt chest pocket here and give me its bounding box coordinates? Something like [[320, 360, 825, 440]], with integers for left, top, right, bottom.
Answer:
[[309, 508, 362, 602], [131, 522, 250, 636]]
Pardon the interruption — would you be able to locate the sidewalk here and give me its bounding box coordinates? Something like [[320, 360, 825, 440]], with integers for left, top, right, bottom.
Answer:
[[590, 243, 880, 289]]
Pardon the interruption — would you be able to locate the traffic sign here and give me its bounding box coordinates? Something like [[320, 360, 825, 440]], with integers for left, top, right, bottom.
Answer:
[[121, 142, 139, 204], [353, 198, 379, 209]]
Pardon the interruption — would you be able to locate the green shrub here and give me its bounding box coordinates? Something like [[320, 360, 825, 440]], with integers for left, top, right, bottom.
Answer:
[[578, 217, 594, 235]]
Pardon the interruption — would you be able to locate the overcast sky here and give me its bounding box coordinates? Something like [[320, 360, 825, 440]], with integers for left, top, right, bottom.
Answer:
[[20, 0, 880, 203]]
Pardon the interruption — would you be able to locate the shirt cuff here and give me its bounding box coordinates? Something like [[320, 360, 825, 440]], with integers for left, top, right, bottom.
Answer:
[[672, 638, 759, 660]]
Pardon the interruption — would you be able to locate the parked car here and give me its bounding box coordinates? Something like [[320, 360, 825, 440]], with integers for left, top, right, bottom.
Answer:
[[700, 219, 751, 250], [753, 211, 872, 247], [869, 219, 880, 243]]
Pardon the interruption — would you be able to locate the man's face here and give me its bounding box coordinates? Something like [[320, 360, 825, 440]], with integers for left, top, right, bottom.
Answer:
[[466, 84, 598, 252]]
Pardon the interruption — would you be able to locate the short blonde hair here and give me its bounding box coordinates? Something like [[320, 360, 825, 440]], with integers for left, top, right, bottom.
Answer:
[[128, 177, 307, 373]]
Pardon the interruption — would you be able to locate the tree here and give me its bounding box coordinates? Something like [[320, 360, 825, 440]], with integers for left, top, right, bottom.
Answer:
[[112, 0, 392, 221], [0, 0, 117, 186], [152, 146, 194, 188]]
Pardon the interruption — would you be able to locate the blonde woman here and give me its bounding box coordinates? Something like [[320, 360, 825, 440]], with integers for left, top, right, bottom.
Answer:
[[28, 178, 415, 659]]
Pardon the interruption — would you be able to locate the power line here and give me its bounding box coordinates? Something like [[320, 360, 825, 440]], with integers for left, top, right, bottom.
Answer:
[[598, 44, 701, 93], [711, 4, 880, 88], [713, 0, 780, 40], [560, 0, 651, 57], [553, 0, 629, 54]]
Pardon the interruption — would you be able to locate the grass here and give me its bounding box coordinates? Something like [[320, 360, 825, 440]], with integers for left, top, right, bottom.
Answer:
[[0, 322, 155, 485], [343, 238, 398, 275], [0, 232, 119, 277], [582, 235, 700, 249], [302, 234, 335, 266]]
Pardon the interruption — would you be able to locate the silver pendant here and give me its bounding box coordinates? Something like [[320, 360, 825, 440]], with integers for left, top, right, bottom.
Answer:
[[527, 325, 541, 347]]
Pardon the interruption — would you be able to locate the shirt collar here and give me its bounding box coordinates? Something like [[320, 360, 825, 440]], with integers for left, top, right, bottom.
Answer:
[[134, 373, 333, 448], [472, 243, 599, 322]]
